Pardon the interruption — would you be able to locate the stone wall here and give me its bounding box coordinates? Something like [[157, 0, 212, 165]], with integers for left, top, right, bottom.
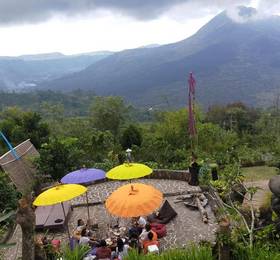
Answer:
[[149, 169, 190, 182]]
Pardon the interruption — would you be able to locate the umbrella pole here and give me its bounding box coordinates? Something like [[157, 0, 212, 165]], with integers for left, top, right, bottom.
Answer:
[[86, 191, 90, 220], [61, 202, 71, 243]]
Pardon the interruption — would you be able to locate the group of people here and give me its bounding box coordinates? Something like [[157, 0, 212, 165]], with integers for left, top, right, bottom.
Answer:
[[72, 216, 160, 259], [129, 216, 160, 254]]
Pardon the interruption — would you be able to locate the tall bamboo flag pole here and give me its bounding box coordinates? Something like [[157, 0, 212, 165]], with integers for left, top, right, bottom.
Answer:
[[188, 72, 197, 151]]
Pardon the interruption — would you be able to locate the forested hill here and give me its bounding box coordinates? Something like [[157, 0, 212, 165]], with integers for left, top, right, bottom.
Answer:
[[40, 7, 280, 108], [0, 51, 112, 90]]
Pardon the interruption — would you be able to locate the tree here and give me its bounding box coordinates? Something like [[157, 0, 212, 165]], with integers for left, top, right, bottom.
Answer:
[[90, 96, 128, 138], [0, 172, 18, 212], [206, 103, 260, 134], [0, 107, 50, 150], [120, 124, 142, 149], [36, 137, 84, 180]]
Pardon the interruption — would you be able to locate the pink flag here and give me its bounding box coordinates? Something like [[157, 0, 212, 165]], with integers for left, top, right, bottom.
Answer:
[[188, 72, 196, 137], [188, 72, 196, 96]]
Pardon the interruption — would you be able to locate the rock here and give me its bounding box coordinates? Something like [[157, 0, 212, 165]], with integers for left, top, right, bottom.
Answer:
[[269, 176, 280, 196]]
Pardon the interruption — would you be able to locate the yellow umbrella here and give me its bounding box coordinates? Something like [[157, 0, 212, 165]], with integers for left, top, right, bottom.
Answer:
[[105, 183, 163, 218], [106, 163, 153, 180], [33, 184, 87, 241]]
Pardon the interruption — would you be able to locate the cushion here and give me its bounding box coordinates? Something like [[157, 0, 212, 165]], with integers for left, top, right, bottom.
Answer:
[[148, 244, 159, 254], [147, 200, 177, 224], [151, 223, 167, 238]]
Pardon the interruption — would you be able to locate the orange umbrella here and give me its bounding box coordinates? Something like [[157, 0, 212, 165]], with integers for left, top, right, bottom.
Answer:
[[105, 183, 163, 218]]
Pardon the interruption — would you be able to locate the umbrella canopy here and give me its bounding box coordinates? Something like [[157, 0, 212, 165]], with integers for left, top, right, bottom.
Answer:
[[61, 168, 106, 184], [105, 183, 163, 217], [33, 184, 87, 206], [106, 163, 152, 180]]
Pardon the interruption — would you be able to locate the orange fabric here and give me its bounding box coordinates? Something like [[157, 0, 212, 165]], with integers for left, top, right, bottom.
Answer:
[[143, 240, 159, 254], [105, 183, 163, 218], [151, 230, 158, 241]]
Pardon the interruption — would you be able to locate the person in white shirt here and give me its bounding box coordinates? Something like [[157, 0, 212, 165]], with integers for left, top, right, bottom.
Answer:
[[137, 216, 146, 228], [79, 228, 90, 245]]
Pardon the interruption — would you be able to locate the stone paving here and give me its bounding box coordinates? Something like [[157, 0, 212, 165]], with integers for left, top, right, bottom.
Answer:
[[71, 179, 199, 205], [2, 179, 218, 259]]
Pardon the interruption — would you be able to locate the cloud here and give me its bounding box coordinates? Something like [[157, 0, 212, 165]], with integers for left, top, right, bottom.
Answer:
[[226, 1, 280, 23], [257, 0, 280, 16], [0, 0, 263, 25]]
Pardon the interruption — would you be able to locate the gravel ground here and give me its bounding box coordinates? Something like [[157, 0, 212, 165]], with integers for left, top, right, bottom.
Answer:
[[2, 179, 218, 259]]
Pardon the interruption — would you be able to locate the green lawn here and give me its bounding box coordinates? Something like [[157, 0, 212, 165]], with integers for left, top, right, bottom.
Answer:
[[242, 166, 279, 181]]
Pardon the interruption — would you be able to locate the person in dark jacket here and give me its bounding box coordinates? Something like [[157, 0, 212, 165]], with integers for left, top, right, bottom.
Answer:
[[189, 153, 200, 186]]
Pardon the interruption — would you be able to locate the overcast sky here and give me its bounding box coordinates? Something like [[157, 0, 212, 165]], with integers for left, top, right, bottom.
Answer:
[[0, 0, 278, 56]]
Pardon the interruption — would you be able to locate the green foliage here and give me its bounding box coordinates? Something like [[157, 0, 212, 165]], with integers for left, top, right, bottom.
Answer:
[[0, 172, 18, 212], [211, 162, 243, 197], [124, 245, 213, 260], [35, 137, 84, 181], [0, 107, 50, 150], [199, 161, 211, 186], [206, 102, 260, 135], [121, 124, 142, 149], [232, 245, 280, 260], [62, 245, 90, 260], [90, 96, 128, 138], [0, 90, 96, 117]]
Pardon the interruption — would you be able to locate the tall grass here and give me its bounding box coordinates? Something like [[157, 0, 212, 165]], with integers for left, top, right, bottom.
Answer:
[[124, 245, 213, 260], [232, 246, 280, 260], [62, 245, 90, 260]]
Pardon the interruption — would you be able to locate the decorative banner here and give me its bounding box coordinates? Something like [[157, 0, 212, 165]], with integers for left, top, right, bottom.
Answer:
[[188, 72, 197, 137]]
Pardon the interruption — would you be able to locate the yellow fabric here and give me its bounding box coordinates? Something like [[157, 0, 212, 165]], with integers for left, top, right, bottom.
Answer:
[[106, 163, 152, 180], [105, 183, 163, 218], [33, 184, 87, 206]]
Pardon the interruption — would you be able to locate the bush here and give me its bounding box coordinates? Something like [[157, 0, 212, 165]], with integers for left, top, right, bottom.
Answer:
[[0, 172, 19, 212], [121, 125, 142, 149], [35, 137, 84, 181]]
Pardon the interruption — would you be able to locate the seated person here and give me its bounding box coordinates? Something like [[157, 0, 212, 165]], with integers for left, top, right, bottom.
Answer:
[[77, 219, 86, 232], [139, 223, 158, 242], [95, 239, 111, 259], [137, 216, 146, 229], [115, 238, 130, 258], [128, 232, 141, 253], [73, 219, 86, 240], [143, 232, 159, 254], [130, 216, 146, 236], [79, 228, 98, 247]]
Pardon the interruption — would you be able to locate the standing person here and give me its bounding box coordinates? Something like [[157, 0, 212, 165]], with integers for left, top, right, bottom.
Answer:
[[189, 153, 200, 186]]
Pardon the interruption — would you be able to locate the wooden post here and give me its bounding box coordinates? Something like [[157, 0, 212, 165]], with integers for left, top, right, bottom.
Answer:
[[16, 196, 35, 260], [218, 217, 231, 260], [61, 202, 71, 243]]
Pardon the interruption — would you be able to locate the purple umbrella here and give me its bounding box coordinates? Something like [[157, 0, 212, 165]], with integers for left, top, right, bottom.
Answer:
[[61, 168, 106, 220]]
